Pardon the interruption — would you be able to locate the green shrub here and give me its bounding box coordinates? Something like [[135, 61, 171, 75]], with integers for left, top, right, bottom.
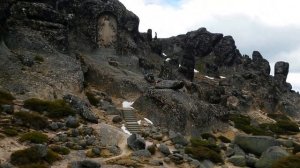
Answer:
[[49, 145, 70, 155], [34, 55, 44, 63], [185, 146, 223, 163], [11, 147, 44, 165], [14, 111, 49, 130], [0, 90, 15, 105], [86, 92, 99, 106], [229, 114, 271, 136], [272, 155, 300, 168], [19, 131, 48, 144], [10, 148, 61, 165], [44, 149, 61, 164], [19, 163, 49, 168], [190, 137, 220, 153], [24, 98, 75, 118], [276, 120, 299, 132], [268, 113, 290, 121], [218, 135, 231, 143], [2, 128, 18, 136]]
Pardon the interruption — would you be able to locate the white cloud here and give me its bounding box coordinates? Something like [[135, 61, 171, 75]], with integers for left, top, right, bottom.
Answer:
[[287, 73, 300, 92], [120, 0, 300, 91]]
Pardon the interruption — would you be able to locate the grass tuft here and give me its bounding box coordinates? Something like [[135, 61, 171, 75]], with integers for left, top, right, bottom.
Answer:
[[19, 131, 48, 144], [14, 111, 49, 130], [23, 98, 75, 118], [272, 155, 300, 168]]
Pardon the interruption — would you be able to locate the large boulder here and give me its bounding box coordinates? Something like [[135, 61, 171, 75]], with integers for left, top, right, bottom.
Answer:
[[63, 95, 98, 123], [234, 134, 281, 155], [255, 146, 290, 168], [134, 89, 228, 135], [127, 134, 146, 151], [274, 61, 289, 84]]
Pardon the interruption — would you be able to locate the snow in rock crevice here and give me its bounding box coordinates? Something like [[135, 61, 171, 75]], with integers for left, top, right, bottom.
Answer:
[[144, 118, 153, 125], [122, 101, 134, 109], [121, 124, 131, 135]]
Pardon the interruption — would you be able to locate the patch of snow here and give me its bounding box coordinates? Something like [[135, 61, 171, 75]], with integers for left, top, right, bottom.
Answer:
[[122, 101, 134, 109], [144, 118, 153, 125], [121, 124, 132, 135], [179, 64, 182, 67], [137, 120, 142, 125], [205, 76, 214, 80], [165, 58, 171, 62], [162, 53, 167, 57], [194, 69, 199, 73], [220, 76, 226, 79]]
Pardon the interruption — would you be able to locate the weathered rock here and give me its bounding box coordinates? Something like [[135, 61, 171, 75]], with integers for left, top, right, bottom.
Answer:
[[134, 89, 228, 135], [70, 160, 101, 168], [245, 154, 259, 167], [251, 51, 271, 76], [66, 116, 80, 128], [149, 160, 163, 166], [234, 134, 281, 155], [214, 36, 241, 66], [169, 131, 189, 146], [274, 61, 289, 85], [144, 73, 155, 83], [132, 149, 151, 157], [158, 144, 171, 156], [228, 155, 246, 167], [112, 116, 122, 123], [32, 144, 48, 158], [64, 95, 98, 123], [49, 122, 59, 131], [155, 80, 184, 90], [127, 134, 145, 151], [255, 146, 290, 168], [1, 104, 13, 114]]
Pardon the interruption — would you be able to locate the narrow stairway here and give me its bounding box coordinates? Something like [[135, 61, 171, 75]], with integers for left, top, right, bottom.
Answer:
[[122, 109, 141, 134]]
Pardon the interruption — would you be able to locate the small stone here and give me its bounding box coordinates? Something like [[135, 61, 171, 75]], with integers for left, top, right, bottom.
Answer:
[[66, 116, 80, 128], [228, 155, 246, 167], [149, 160, 163, 166], [1, 105, 13, 114], [132, 149, 151, 157], [49, 122, 59, 131], [158, 143, 171, 156], [92, 147, 101, 155], [112, 116, 122, 123]]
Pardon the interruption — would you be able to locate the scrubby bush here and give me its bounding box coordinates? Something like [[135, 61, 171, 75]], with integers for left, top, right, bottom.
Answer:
[[14, 111, 49, 130], [19, 163, 49, 168], [272, 155, 300, 168], [0, 90, 15, 105], [190, 137, 220, 153], [44, 149, 61, 164], [10, 148, 61, 166], [229, 114, 271, 136], [86, 92, 99, 106], [2, 127, 18, 136], [49, 145, 70, 155], [185, 146, 223, 163], [19, 131, 48, 144], [23, 98, 75, 118], [218, 135, 231, 143]]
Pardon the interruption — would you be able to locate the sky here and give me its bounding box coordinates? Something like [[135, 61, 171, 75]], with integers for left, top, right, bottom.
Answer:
[[119, 0, 300, 92]]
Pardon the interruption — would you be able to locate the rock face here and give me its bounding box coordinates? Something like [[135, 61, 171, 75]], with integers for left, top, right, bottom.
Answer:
[[63, 95, 98, 123], [127, 134, 146, 151], [134, 89, 228, 135], [275, 61, 289, 83], [255, 146, 290, 168], [234, 135, 281, 155]]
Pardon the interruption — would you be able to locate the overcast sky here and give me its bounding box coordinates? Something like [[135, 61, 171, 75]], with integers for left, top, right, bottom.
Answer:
[[120, 0, 300, 92]]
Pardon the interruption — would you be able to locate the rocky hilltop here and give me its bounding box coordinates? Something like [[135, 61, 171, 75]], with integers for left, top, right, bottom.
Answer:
[[0, 0, 300, 168]]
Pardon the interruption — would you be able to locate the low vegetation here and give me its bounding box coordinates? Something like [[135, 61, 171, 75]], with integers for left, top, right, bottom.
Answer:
[[185, 137, 223, 163], [2, 127, 18, 137], [19, 131, 48, 144], [272, 155, 300, 168], [34, 55, 44, 63], [185, 146, 223, 163], [10, 148, 61, 166], [229, 114, 271, 136], [0, 90, 15, 105], [23, 98, 75, 118], [201, 133, 217, 141], [14, 111, 49, 130], [49, 145, 70, 155]]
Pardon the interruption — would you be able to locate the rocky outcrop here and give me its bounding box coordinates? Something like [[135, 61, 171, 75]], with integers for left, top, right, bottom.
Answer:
[[63, 94, 98, 123], [133, 89, 228, 135], [234, 135, 281, 155]]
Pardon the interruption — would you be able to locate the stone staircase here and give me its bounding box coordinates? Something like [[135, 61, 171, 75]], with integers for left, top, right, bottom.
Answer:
[[122, 109, 140, 134]]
